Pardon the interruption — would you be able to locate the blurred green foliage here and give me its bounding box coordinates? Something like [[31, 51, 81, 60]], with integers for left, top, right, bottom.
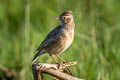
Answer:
[[0, 0, 120, 80]]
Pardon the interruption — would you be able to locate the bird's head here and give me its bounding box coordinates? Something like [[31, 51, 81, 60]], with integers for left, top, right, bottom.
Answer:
[[56, 10, 74, 25]]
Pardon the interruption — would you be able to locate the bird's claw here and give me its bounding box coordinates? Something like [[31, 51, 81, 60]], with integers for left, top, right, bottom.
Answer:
[[56, 63, 64, 70], [63, 62, 72, 67]]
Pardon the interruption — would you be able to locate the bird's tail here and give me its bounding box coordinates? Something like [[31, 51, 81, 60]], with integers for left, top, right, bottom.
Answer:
[[32, 50, 45, 64]]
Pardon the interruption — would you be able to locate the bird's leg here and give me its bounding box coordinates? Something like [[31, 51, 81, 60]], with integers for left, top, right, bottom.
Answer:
[[55, 54, 66, 63], [49, 54, 60, 64], [56, 54, 72, 65], [49, 54, 63, 69], [55, 54, 73, 75]]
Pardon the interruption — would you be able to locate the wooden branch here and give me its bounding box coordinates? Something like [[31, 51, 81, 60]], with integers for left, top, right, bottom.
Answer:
[[0, 64, 17, 78], [32, 61, 84, 80]]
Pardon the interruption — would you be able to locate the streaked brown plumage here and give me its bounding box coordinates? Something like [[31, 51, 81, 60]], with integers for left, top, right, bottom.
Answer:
[[32, 10, 75, 64]]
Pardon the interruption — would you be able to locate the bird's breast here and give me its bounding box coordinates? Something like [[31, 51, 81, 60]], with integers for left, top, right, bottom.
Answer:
[[47, 28, 74, 54], [60, 29, 74, 53]]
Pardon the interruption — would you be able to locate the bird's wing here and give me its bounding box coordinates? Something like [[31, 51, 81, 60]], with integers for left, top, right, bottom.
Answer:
[[36, 25, 62, 51]]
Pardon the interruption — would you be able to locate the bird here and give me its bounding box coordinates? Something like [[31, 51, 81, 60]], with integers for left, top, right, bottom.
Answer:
[[32, 10, 75, 64]]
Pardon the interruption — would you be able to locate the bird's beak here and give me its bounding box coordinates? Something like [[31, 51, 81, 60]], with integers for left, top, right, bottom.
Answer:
[[56, 17, 59, 20]]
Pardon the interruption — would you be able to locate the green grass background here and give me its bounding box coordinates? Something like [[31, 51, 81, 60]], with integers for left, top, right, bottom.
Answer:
[[0, 0, 120, 80]]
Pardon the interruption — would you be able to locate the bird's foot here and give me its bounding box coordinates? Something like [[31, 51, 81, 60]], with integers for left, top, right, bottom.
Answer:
[[56, 63, 64, 70], [56, 62, 61, 67], [63, 61, 73, 67], [56, 61, 75, 70], [56, 62, 61, 66], [63, 61, 70, 64]]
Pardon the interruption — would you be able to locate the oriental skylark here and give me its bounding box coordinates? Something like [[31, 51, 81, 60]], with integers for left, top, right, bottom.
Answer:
[[32, 10, 75, 64]]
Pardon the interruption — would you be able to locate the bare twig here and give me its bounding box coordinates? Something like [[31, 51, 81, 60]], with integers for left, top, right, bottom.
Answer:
[[0, 64, 17, 78], [32, 61, 84, 80]]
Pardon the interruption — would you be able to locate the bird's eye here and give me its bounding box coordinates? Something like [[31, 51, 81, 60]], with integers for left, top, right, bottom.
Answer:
[[63, 17, 66, 20]]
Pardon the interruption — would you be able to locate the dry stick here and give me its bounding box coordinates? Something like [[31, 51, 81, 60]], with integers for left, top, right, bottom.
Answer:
[[32, 61, 84, 80], [32, 65, 44, 80], [0, 64, 17, 78]]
